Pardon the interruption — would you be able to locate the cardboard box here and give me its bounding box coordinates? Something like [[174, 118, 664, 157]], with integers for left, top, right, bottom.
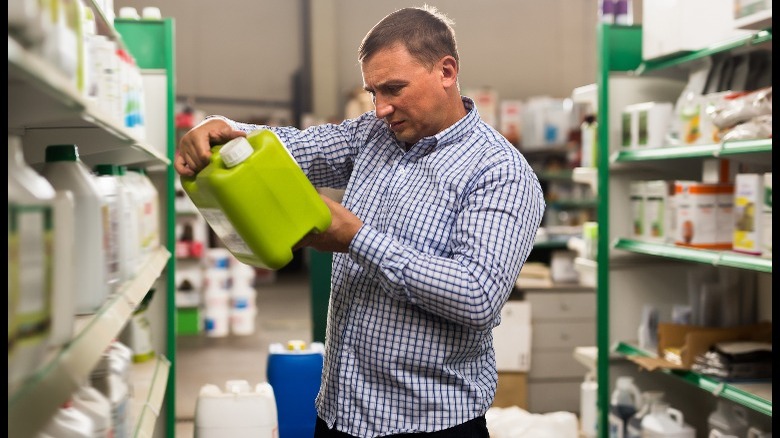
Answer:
[[493, 371, 528, 409], [627, 322, 772, 371]]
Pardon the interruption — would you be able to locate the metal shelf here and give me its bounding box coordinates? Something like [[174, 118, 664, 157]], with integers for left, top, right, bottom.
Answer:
[[131, 354, 172, 437], [613, 342, 772, 416], [8, 248, 171, 438], [611, 139, 773, 163], [635, 28, 772, 75], [613, 238, 772, 273], [8, 36, 169, 167]]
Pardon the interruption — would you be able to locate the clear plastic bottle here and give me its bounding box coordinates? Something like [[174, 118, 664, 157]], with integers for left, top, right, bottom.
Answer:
[[608, 376, 642, 438]]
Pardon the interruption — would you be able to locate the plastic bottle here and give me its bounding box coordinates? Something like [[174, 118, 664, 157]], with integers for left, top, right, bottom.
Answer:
[[90, 342, 132, 438], [580, 372, 598, 438], [42, 144, 113, 314], [599, 0, 615, 23], [640, 402, 695, 437], [267, 340, 325, 438], [614, 0, 633, 25], [708, 399, 749, 438], [127, 167, 160, 256], [626, 390, 664, 438], [608, 376, 642, 438], [92, 164, 123, 290], [181, 129, 332, 269], [38, 400, 95, 438], [118, 289, 156, 363], [8, 135, 56, 392], [115, 165, 142, 279], [72, 384, 114, 438], [580, 115, 598, 168], [95, 164, 140, 284]]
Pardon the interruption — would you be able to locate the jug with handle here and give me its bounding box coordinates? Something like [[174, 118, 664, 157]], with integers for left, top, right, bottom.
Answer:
[[640, 402, 695, 438], [181, 129, 332, 269], [747, 427, 772, 438]]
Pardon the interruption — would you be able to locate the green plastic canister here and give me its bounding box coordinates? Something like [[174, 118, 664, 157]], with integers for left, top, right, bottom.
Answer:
[[181, 129, 331, 270]]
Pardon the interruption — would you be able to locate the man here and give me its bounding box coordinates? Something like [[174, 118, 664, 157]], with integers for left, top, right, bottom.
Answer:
[[176, 5, 544, 438]]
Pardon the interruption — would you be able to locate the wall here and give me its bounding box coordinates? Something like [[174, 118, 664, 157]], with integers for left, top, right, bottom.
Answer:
[[114, 0, 600, 123]]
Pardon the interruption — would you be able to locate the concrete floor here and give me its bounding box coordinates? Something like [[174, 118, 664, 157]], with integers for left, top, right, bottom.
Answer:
[[174, 268, 313, 437]]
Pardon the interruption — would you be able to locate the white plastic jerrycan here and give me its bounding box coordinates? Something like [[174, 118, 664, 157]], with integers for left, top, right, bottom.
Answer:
[[640, 402, 695, 438], [194, 379, 278, 438]]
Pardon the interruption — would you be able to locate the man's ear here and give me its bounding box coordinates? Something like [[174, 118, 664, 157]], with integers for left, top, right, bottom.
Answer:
[[440, 56, 459, 88]]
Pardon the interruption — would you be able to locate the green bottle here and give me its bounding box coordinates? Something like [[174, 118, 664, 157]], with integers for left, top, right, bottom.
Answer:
[[181, 129, 331, 269]]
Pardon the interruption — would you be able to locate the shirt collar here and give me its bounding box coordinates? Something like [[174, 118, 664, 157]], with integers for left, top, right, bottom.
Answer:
[[399, 96, 478, 157]]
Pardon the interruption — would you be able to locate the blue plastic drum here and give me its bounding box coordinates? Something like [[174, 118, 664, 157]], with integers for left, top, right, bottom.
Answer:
[[266, 340, 324, 438]]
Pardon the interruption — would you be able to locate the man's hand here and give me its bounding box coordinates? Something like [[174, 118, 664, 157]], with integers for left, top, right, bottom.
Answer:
[[295, 194, 363, 253], [174, 118, 246, 176]]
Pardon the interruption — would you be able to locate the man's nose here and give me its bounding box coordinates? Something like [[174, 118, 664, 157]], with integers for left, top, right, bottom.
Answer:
[[374, 96, 392, 118]]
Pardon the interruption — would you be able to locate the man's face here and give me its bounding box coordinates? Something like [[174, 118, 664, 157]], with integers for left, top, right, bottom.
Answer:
[[361, 44, 450, 145]]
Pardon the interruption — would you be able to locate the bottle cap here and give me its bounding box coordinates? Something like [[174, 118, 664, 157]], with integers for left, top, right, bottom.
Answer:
[[142, 7, 162, 19], [95, 164, 121, 175], [287, 340, 307, 351], [45, 144, 79, 162], [118, 6, 140, 19], [220, 137, 253, 168]]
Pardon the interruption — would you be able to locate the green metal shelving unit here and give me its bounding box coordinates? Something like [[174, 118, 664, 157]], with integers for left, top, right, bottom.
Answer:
[[595, 23, 773, 438], [115, 17, 177, 438]]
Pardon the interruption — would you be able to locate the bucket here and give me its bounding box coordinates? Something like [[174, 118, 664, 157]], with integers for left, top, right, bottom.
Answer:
[[195, 380, 278, 438], [181, 129, 331, 270], [267, 341, 325, 438]]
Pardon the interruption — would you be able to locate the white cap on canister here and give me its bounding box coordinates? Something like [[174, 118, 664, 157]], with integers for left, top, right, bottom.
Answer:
[[142, 7, 162, 19], [118, 6, 140, 19], [220, 137, 253, 168]]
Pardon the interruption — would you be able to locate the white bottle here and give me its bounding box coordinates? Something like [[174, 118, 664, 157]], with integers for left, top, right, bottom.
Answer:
[[127, 167, 160, 256], [116, 165, 142, 278], [37, 400, 95, 438], [8, 136, 56, 392], [640, 402, 695, 438], [708, 400, 749, 438], [580, 372, 598, 438], [73, 384, 114, 438], [90, 343, 132, 438], [626, 391, 665, 438], [92, 164, 123, 291], [41, 144, 112, 314], [608, 376, 642, 438]]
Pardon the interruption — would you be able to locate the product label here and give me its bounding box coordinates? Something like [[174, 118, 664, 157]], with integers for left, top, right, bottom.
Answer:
[[9, 204, 54, 347], [199, 208, 253, 255]]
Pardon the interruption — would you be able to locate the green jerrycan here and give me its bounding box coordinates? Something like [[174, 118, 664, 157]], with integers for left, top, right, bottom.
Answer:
[[181, 129, 331, 269]]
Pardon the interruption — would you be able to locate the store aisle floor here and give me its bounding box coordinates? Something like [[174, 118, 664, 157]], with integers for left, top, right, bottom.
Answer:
[[174, 269, 313, 437]]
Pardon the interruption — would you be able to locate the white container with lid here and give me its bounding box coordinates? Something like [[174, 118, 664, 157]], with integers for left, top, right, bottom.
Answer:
[[73, 384, 114, 438], [42, 144, 112, 315], [8, 136, 56, 392], [195, 380, 278, 438], [38, 401, 95, 438]]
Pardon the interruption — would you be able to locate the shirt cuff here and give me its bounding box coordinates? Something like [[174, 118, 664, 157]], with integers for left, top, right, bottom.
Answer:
[[349, 224, 411, 292]]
